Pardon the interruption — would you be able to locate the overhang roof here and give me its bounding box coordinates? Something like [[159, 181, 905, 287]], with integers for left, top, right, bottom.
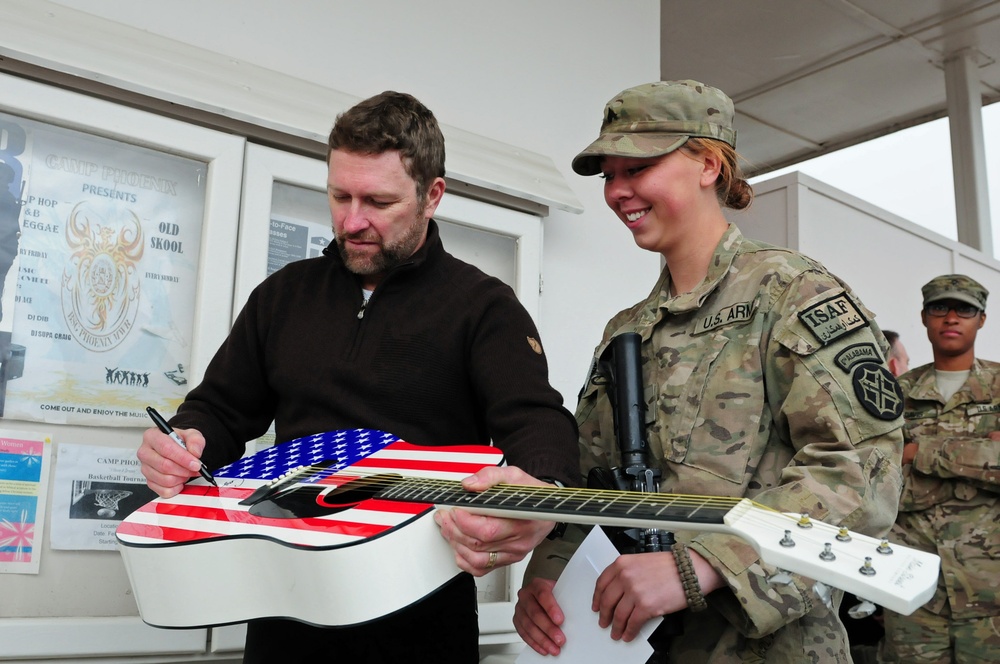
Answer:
[[661, 0, 1000, 178]]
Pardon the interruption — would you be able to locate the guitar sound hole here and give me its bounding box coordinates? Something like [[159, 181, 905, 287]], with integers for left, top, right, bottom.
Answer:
[[248, 474, 402, 519]]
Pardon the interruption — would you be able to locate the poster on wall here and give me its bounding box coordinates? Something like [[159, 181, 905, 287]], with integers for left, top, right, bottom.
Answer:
[[0, 110, 208, 427], [267, 212, 331, 276], [0, 428, 52, 574], [0, 152, 22, 333], [50, 442, 156, 551]]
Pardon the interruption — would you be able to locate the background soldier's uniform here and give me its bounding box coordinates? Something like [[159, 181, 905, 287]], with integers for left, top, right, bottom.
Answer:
[[881, 359, 1000, 663], [527, 224, 904, 663]]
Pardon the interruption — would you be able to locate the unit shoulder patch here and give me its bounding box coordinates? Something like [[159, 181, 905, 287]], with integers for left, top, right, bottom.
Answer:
[[852, 363, 904, 421], [798, 293, 869, 345]]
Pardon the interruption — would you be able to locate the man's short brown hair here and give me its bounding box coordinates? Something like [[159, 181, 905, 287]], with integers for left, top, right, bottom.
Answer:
[[327, 91, 446, 202]]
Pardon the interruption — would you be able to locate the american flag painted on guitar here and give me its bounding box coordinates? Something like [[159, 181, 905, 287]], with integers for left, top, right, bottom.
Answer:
[[116, 429, 505, 628], [118, 428, 940, 629]]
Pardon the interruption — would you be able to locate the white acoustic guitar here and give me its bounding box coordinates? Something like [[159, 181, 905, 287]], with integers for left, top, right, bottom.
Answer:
[[117, 428, 939, 628]]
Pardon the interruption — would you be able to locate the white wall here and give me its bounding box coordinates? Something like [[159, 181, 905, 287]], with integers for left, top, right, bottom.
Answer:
[[44, 0, 664, 404], [0, 1, 661, 660], [730, 171, 1000, 370]]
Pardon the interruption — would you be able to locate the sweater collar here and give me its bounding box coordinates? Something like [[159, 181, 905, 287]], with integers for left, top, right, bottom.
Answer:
[[323, 219, 443, 280]]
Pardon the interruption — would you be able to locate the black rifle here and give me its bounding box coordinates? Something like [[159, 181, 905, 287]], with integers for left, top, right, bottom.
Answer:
[[587, 332, 680, 663], [589, 332, 672, 553]]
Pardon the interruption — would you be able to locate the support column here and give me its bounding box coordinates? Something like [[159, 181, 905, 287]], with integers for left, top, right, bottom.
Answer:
[[944, 50, 993, 255]]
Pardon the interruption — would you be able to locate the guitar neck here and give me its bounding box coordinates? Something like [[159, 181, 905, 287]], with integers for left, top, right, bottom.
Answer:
[[378, 477, 940, 618], [379, 478, 740, 533]]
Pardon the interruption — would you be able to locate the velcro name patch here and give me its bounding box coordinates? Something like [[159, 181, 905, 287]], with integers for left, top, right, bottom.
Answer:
[[696, 301, 756, 334], [968, 403, 1000, 416], [904, 409, 938, 420], [798, 293, 868, 345]]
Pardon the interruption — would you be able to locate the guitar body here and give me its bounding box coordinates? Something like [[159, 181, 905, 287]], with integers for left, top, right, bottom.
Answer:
[[116, 429, 504, 628]]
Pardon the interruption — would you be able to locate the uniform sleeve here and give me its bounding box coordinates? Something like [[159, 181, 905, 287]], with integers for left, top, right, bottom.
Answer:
[[911, 433, 1000, 489], [522, 523, 590, 582], [690, 272, 904, 638]]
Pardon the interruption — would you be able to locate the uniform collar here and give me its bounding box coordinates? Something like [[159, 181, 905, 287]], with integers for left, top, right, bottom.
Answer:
[[907, 358, 993, 406], [652, 223, 743, 315]]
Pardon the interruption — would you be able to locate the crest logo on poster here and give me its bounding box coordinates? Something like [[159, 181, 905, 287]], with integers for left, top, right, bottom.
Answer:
[[61, 202, 144, 352]]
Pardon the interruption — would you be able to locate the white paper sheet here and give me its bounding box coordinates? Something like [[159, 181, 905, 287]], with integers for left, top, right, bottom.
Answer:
[[50, 442, 156, 550], [516, 526, 661, 663]]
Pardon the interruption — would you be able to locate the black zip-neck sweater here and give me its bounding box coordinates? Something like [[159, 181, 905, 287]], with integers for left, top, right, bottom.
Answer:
[[172, 220, 579, 486]]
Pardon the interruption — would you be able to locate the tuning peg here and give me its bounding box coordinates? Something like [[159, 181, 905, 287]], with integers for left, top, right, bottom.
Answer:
[[835, 526, 852, 542], [876, 539, 894, 555], [796, 513, 813, 529], [779, 530, 795, 548], [819, 542, 836, 561], [812, 582, 834, 610], [848, 598, 877, 619], [767, 569, 794, 586]]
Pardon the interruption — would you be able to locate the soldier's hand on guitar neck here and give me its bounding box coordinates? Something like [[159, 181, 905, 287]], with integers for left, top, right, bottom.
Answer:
[[433, 465, 562, 577], [138, 426, 210, 498]]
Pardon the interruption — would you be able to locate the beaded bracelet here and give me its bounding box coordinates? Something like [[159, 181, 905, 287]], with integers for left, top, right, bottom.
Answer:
[[672, 542, 709, 612]]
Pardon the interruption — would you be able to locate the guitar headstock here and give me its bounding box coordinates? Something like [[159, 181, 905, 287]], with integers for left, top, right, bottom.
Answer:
[[724, 500, 939, 616]]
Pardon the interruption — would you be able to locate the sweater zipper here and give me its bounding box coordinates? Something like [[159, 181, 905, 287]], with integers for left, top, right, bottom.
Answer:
[[354, 257, 417, 320]]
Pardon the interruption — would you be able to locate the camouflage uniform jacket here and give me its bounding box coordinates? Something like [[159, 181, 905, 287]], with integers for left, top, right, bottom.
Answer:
[[526, 224, 904, 663], [893, 359, 1000, 619]]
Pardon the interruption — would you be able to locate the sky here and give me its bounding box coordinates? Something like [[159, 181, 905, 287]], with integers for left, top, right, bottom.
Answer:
[[751, 102, 1000, 257]]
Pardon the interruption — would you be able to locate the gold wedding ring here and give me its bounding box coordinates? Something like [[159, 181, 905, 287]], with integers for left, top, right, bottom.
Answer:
[[485, 551, 498, 569]]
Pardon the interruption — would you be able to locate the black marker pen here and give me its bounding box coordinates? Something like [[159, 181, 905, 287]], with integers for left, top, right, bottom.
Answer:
[[146, 406, 218, 487]]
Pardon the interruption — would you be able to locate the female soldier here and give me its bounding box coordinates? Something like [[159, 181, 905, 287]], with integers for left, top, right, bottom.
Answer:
[[512, 80, 905, 663]]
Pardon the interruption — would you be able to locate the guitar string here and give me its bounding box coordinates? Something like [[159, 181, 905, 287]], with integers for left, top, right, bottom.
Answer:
[[240, 464, 898, 570]]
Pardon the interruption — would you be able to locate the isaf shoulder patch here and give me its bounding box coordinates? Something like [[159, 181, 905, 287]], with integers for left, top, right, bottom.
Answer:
[[798, 293, 868, 345], [852, 363, 904, 421]]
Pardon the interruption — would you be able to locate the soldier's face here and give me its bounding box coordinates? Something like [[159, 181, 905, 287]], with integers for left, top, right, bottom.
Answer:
[[921, 299, 986, 357], [601, 151, 717, 255], [327, 149, 445, 289]]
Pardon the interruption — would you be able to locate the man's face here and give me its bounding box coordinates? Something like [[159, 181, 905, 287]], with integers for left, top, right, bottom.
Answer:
[[921, 298, 986, 358], [327, 149, 445, 289]]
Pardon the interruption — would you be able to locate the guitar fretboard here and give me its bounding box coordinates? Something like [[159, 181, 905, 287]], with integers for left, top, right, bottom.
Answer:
[[379, 479, 738, 527]]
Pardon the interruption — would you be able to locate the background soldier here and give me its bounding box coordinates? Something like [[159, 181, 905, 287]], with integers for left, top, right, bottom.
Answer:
[[881, 274, 1000, 663], [883, 329, 910, 377]]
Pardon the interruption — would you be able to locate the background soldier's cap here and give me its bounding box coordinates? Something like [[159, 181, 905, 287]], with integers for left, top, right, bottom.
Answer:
[[572, 80, 737, 176], [921, 274, 989, 310]]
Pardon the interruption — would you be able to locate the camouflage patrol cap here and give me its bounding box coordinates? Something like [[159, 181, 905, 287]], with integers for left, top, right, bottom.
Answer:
[[921, 274, 989, 310], [572, 80, 737, 176]]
